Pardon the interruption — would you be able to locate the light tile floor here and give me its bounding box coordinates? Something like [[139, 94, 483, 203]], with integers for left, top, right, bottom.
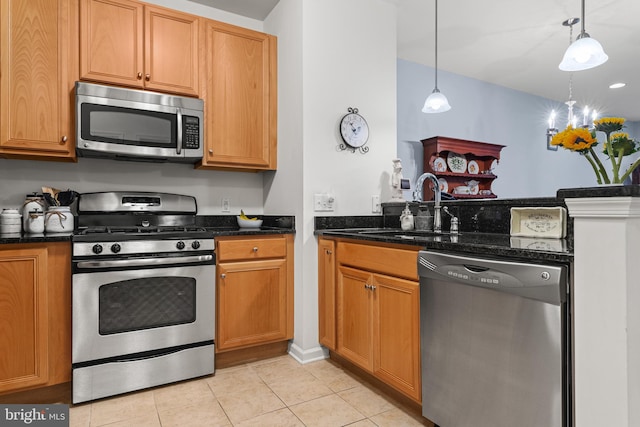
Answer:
[[69, 355, 428, 426]]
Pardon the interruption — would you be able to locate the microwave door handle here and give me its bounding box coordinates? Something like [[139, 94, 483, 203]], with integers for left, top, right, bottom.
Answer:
[[176, 108, 183, 155]]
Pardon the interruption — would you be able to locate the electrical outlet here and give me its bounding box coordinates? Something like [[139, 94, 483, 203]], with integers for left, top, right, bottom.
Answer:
[[372, 195, 381, 213], [314, 193, 335, 212], [222, 198, 230, 212]]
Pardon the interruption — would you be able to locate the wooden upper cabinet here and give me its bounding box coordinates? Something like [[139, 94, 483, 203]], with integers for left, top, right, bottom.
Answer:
[[0, 0, 78, 161], [144, 6, 199, 95], [80, 0, 199, 97], [198, 20, 277, 171]]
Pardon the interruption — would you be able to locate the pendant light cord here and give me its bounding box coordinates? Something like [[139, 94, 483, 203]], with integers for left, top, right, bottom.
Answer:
[[434, 0, 439, 90], [580, 0, 586, 36]]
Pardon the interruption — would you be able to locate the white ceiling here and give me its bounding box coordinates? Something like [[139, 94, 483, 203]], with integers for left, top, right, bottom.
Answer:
[[191, 0, 640, 121], [188, 0, 280, 20]]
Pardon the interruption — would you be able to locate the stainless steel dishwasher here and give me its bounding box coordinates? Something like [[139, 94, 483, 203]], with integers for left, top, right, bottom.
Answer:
[[418, 250, 571, 427]]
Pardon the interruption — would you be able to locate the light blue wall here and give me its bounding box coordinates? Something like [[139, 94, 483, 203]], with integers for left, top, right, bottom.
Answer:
[[397, 59, 640, 197]]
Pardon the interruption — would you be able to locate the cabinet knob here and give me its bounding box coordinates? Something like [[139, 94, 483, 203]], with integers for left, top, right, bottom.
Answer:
[[61, 136, 68, 143], [325, 249, 332, 255], [220, 273, 226, 279], [253, 247, 258, 252], [145, 74, 150, 81], [137, 72, 142, 79], [208, 149, 213, 154], [371, 285, 376, 291]]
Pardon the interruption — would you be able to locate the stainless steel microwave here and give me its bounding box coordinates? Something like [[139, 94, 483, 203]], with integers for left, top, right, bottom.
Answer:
[[75, 82, 204, 163]]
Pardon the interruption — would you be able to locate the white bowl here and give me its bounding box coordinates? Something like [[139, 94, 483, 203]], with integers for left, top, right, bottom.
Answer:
[[237, 216, 263, 228]]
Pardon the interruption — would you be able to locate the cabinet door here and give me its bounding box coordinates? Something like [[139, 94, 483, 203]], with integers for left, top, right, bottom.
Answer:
[[0, 247, 49, 393], [144, 5, 199, 96], [0, 0, 77, 161], [337, 266, 373, 371], [217, 259, 288, 351], [318, 239, 336, 349], [373, 274, 421, 402], [80, 0, 144, 89], [199, 20, 277, 171]]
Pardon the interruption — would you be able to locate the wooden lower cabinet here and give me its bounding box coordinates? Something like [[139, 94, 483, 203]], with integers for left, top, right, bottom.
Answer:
[[318, 238, 336, 349], [215, 235, 293, 352], [320, 238, 421, 403], [0, 242, 71, 399]]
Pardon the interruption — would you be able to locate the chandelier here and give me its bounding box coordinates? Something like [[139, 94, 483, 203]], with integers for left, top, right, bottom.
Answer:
[[546, 18, 597, 150]]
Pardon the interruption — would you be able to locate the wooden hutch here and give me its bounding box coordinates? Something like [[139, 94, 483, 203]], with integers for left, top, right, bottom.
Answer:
[[421, 136, 505, 201]]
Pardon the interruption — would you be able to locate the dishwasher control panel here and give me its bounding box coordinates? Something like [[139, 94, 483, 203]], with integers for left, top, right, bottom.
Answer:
[[418, 251, 568, 305]]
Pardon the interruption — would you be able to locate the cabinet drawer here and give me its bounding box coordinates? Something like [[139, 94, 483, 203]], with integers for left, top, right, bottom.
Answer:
[[337, 241, 419, 281], [217, 236, 287, 261]]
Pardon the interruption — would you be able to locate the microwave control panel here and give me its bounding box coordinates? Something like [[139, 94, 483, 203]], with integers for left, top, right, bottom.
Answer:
[[183, 116, 200, 149]]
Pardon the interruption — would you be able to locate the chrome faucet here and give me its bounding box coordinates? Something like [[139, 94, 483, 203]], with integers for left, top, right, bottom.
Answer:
[[413, 173, 442, 233]]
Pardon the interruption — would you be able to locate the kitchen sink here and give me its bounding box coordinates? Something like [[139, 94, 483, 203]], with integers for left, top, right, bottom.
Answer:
[[357, 229, 450, 236], [356, 229, 456, 239]]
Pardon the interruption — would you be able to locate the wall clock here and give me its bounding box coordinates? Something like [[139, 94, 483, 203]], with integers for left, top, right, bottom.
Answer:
[[339, 107, 369, 153]]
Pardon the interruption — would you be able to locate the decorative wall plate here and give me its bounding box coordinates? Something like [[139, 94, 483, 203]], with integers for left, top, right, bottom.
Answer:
[[447, 152, 467, 173], [438, 177, 448, 193], [433, 157, 447, 172], [466, 179, 480, 195], [467, 160, 479, 174]]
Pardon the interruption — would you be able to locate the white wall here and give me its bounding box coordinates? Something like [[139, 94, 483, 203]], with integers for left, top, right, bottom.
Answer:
[[264, 0, 398, 363], [263, 0, 311, 359], [0, 158, 263, 214], [397, 59, 640, 197]]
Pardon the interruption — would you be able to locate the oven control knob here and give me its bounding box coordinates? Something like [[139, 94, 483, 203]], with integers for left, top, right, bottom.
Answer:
[[92, 244, 103, 254], [111, 243, 121, 253], [176, 241, 186, 250], [191, 241, 201, 250]]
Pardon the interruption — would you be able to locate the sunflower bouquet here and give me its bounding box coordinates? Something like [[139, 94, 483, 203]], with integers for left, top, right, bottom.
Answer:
[[550, 117, 640, 184]]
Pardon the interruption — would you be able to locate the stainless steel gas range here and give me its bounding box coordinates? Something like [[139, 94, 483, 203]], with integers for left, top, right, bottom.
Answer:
[[71, 192, 215, 404]]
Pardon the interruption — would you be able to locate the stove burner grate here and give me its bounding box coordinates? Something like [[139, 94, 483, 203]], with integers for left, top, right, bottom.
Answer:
[[78, 225, 208, 235]]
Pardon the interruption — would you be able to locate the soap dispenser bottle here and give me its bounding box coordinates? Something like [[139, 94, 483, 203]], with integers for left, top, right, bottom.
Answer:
[[400, 203, 414, 231]]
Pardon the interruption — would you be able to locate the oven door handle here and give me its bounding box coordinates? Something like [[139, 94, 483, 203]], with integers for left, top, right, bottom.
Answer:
[[76, 254, 213, 269]]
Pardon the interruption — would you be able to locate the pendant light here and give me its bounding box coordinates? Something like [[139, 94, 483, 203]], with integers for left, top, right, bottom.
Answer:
[[422, 0, 451, 113], [559, 0, 608, 71]]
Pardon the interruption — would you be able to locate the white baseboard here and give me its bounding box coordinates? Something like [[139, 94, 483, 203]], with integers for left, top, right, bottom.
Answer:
[[288, 342, 329, 364]]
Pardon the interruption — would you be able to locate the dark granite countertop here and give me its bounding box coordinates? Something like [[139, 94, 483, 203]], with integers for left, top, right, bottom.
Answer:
[[0, 215, 295, 246], [197, 214, 295, 236], [0, 232, 73, 245], [316, 227, 572, 263], [316, 197, 574, 263]]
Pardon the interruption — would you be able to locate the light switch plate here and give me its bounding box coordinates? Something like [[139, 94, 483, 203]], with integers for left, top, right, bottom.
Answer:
[[314, 193, 335, 211], [372, 195, 381, 213], [222, 198, 230, 212]]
